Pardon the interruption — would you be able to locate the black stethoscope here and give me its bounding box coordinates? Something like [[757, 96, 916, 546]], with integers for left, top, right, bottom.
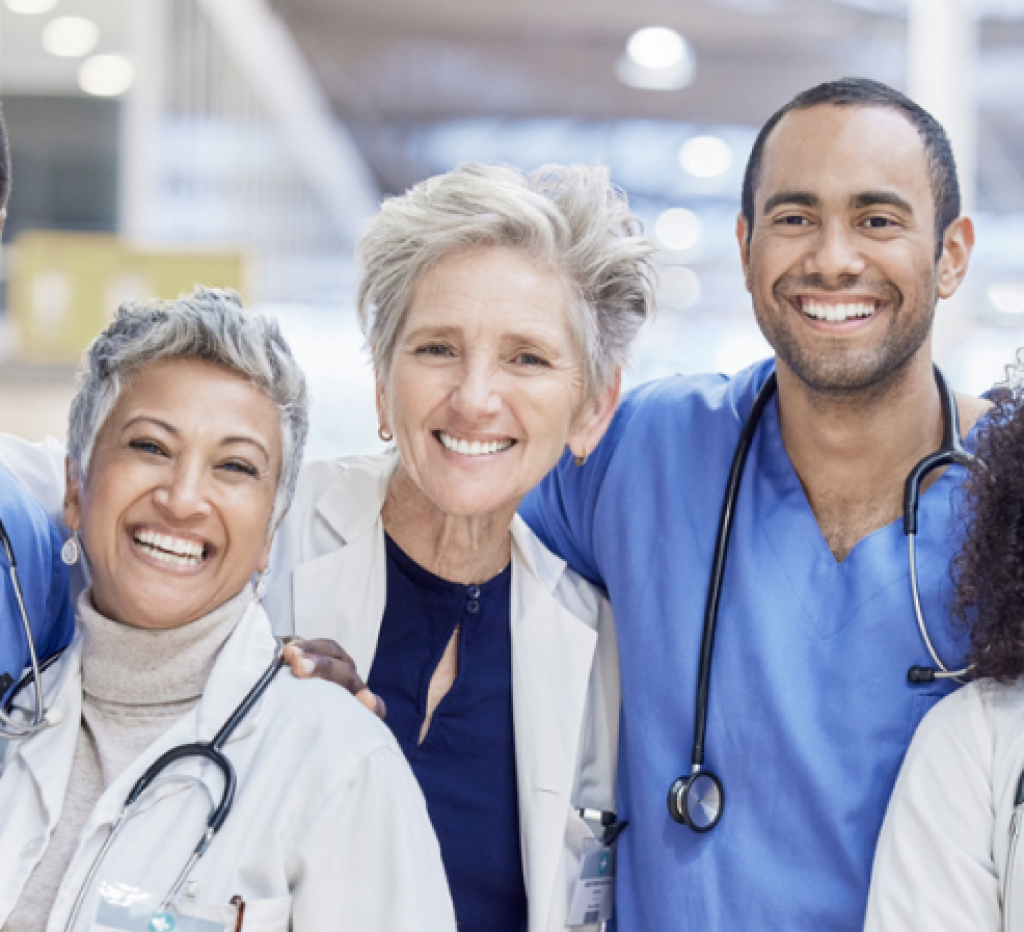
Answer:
[[667, 366, 979, 833], [0, 517, 60, 739], [3, 615, 285, 932]]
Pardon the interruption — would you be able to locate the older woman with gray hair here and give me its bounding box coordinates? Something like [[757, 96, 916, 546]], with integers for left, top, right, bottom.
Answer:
[[266, 162, 656, 932], [0, 290, 455, 932]]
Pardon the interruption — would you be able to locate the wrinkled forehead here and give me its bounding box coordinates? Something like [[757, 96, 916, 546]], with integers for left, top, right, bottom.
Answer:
[[756, 104, 934, 216]]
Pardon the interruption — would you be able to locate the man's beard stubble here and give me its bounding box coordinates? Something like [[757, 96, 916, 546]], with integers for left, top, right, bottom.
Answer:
[[754, 272, 936, 400]]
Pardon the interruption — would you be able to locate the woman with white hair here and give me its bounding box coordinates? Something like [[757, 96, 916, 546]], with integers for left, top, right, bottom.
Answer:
[[0, 164, 656, 932], [0, 290, 455, 932], [266, 163, 657, 932]]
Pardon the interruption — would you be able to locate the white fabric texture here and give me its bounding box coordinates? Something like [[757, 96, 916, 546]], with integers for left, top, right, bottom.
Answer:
[[3, 588, 247, 932], [865, 680, 1024, 932], [263, 453, 620, 932], [0, 599, 457, 932], [0, 436, 616, 932]]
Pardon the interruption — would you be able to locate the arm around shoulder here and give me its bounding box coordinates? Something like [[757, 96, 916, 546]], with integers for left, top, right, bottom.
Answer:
[[0, 434, 68, 529]]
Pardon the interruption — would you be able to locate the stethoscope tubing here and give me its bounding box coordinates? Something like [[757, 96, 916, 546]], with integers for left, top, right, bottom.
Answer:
[[61, 638, 284, 932], [676, 365, 978, 831], [907, 533, 968, 681], [0, 517, 50, 738], [691, 372, 779, 770]]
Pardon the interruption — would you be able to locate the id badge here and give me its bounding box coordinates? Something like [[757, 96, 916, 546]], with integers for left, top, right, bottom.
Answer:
[[91, 882, 231, 932], [566, 836, 615, 927]]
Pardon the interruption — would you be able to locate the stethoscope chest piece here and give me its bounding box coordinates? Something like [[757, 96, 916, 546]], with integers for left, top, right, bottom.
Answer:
[[668, 769, 723, 832]]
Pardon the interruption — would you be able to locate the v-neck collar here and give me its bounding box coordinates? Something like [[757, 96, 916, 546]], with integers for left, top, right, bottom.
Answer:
[[753, 388, 980, 638]]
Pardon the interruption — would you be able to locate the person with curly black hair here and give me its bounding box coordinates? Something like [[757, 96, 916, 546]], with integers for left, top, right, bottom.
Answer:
[[865, 376, 1024, 931]]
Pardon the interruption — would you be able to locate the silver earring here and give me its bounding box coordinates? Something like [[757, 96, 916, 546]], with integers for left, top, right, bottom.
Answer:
[[61, 534, 80, 566], [253, 569, 269, 603]]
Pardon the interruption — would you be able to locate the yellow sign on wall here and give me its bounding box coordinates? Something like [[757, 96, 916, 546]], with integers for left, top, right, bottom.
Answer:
[[8, 231, 247, 365]]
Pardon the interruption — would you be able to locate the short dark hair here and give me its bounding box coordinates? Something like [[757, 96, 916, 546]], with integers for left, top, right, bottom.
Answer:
[[0, 107, 9, 212], [740, 78, 960, 257]]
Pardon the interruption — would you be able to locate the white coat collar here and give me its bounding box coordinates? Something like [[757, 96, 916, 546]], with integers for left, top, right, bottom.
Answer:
[[14, 602, 281, 845], [8, 630, 84, 825], [315, 453, 397, 545], [291, 453, 602, 932]]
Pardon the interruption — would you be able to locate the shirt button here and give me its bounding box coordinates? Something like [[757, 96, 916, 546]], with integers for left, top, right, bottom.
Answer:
[[467, 585, 481, 599], [466, 600, 479, 614], [21, 838, 44, 860]]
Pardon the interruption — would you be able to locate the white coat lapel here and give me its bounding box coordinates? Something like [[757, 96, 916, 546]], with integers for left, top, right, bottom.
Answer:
[[8, 634, 81, 807], [510, 519, 599, 932], [292, 458, 392, 678], [75, 604, 280, 839]]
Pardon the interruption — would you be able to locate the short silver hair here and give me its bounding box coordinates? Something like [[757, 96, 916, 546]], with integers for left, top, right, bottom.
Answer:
[[67, 287, 309, 527], [356, 163, 657, 399]]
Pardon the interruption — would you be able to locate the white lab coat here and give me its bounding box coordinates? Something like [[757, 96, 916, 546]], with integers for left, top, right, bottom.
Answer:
[[0, 438, 620, 932], [0, 600, 457, 932], [264, 453, 620, 932], [864, 680, 1024, 932]]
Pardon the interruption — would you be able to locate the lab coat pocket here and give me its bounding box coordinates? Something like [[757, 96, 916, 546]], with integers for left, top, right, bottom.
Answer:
[[184, 896, 292, 932]]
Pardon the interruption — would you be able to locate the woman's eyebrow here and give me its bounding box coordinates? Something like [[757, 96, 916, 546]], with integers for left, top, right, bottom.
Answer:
[[402, 324, 461, 342], [121, 416, 271, 462], [221, 436, 271, 461], [122, 415, 178, 435]]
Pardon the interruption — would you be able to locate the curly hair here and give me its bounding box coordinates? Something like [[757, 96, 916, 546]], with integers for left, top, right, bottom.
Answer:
[[952, 382, 1024, 682]]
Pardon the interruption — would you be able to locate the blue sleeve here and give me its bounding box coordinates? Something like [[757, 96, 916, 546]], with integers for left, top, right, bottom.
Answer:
[[37, 519, 74, 660], [520, 384, 646, 590]]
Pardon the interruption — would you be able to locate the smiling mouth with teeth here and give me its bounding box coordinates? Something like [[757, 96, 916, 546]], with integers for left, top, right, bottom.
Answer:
[[797, 297, 881, 323], [134, 528, 207, 567], [435, 431, 516, 457]]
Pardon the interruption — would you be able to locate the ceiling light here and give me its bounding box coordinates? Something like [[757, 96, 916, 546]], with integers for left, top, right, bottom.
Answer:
[[78, 54, 135, 96], [617, 27, 696, 91], [656, 208, 701, 251], [42, 15, 99, 58], [679, 136, 732, 179], [4, 0, 58, 13], [988, 283, 1024, 314], [627, 27, 685, 70]]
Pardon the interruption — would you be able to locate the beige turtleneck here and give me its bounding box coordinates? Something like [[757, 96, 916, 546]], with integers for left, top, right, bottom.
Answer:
[[3, 587, 250, 932]]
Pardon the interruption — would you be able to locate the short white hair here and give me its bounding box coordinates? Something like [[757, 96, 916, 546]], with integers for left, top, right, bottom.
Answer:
[[356, 162, 657, 399], [67, 288, 309, 527]]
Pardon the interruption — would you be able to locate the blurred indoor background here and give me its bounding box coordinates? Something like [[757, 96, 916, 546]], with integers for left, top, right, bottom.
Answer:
[[0, 0, 1022, 456]]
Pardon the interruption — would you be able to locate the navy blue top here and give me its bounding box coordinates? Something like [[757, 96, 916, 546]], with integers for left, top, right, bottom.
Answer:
[[367, 534, 527, 932], [0, 464, 73, 703]]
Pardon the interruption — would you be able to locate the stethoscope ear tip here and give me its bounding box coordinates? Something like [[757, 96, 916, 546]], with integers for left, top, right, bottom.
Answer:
[[43, 707, 64, 727], [907, 666, 937, 684]]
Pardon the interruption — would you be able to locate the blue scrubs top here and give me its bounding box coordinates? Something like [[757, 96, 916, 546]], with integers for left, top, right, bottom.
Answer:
[[367, 535, 527, 932], [521, 359, 973, 932], [0, 465, 73, 703]]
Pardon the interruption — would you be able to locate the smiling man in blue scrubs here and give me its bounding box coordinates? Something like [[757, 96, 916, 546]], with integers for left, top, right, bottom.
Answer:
[[522, 78, 991, 930], [0, 110, 74, 705]]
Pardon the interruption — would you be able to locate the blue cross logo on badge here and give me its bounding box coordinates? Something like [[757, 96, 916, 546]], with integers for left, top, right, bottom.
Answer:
[[599, 851, 611, 877], [149, 911, 176, 932]]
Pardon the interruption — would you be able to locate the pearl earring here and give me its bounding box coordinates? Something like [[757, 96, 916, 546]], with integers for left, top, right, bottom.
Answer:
[[61, 534, 80, 566], [253, 569, 269, 603]]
